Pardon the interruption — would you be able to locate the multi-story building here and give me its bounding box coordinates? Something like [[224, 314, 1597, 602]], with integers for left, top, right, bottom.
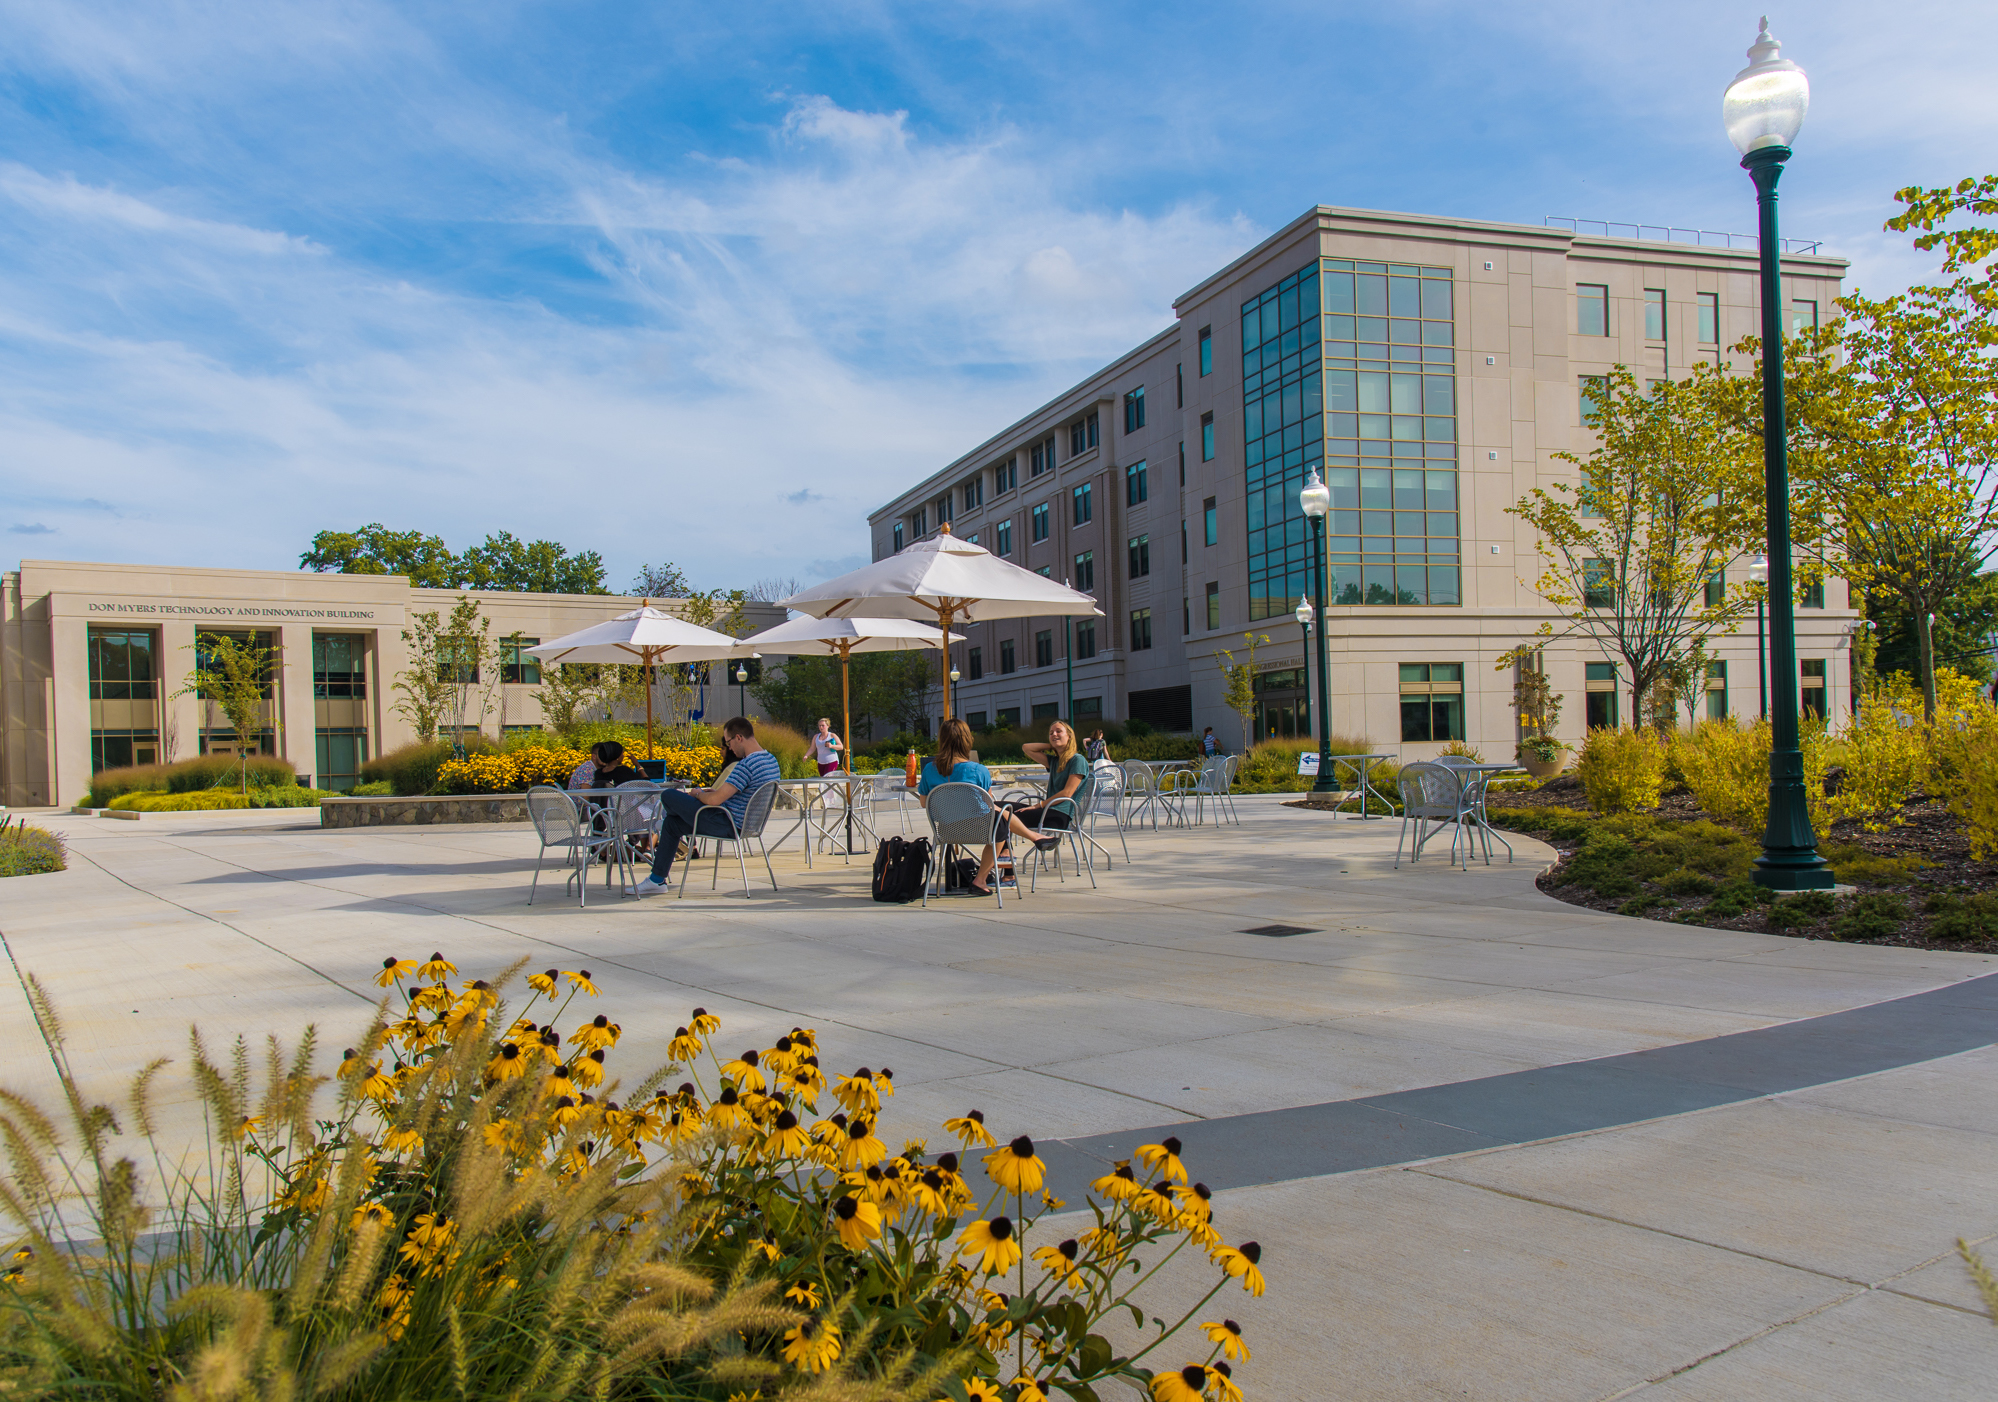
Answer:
[[869, 204, 1856, 755]]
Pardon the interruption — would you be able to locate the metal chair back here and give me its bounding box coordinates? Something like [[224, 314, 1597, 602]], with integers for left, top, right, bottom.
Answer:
[[1394, 762, 1473, 869], [526, 785, 616, 907], [923, 782, 1003, 906]]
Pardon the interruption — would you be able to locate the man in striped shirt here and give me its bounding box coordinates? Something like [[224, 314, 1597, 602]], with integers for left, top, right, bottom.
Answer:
[[628, 716, 783, 895]]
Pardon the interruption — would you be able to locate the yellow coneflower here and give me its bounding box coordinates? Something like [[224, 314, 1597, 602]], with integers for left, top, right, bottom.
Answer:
[[780, 1317, 842, 1373], [688, 1006, 719, 1036], [1031, 1238, 1083, 1284], [765, 1109, 812, 1159], [1014, 1377, 1052, 1402], [544, 1064, 576, 1098], [668, 1026, 702, 1061], [721, 1050, 768, 1093], [571, 1050, 606, 1089], [572, 1014, 617, 1052], [1079, 1225, 1125, 1265], [1151, 1364, 1210, 1402], [908, 1168, 951, 1217], [415, 951, 457, 982], [1092, 1162, 1141, 1202], [1174, 1181, 1213, 1225], [1207, 1360, 1243, 1402], [830, 1194, 882, 1251], [536, 1028, 565, 1066], [2, 1246, 32, 1285], [1213, 1241, 1264, 1297], [1136, 1136, 1188, 1184], [783, 1280, 821, 1308], [1137, 1182, 1179, 1223], [482, 1119, 515, 1151], [788, 1065, 824, 1102], [708, 1085, 746, 1131], [357, 1063, 396, 1102], [944, 1109, 998, 1148], [749, 1233, 780, 1263], [231, 1114, 262, 1141], [526, 968, 560, 997], [1184, 1218, 1223, 1252], [957, 1216, 1021, 1276], [833, 1070, 880, 1117], [873, 1066, 895, 1097], [374, 957, 417, 988], [1201, 1319, 1248, 1362], [549, 1096, 584, 1129], [763, 1036, 800, 1074], [351, 1202, 394, 1230], [984, 1135, 1047, 1194], [840, 1119, 887, 1170], [412, 982, 455, 1013], [486, 1043, 527, 1081], [962, 1378, 1002, 1401], [565, 969, 600, 996], [381, 1126, 422, 1155]]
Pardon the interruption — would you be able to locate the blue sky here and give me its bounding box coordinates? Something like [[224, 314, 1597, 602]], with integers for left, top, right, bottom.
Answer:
[[2, 0, 1992, 592]]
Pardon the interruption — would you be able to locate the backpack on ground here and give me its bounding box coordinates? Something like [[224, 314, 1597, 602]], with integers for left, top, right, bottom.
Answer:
[[942, 852, 980, 891], [871, 836, 931, 904]]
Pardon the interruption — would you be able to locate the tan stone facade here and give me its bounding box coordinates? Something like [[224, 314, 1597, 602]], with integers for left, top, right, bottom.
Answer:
[[870, 205, 1857, 758], [1, 560, 782, 807]]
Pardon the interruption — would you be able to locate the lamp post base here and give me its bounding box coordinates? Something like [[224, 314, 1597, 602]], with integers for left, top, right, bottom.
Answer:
[[1752, 773, 1835, 890]]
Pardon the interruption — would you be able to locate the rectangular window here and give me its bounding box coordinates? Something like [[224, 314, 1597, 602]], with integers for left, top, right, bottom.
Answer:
[[999, 639, 1017, 675], [1069, 411, 1099, 456], [963, 477, 983, 513], [965, 710, 987, 732], [1032, 702, 1060, 721], [1072, 483, 1093, 525], [1791, 299, 1819, 335], [1182, 596, 1190, 635], [1176, 363, 1184, 409], [1200, 412, 1215, 461], [1398, 662, 1465, 742], [912, 507, 926, 536], [1075, 621, 1097, 659], [1181, 520, 1188, 564], [1580, 374, 1610, 425], [1035, 630, 1054, 668], [1698, 292, 1719, 345], [1800, 579, 1824, 608], [1124, 386, 1146, 433], [1073, 550, 1094, 593], [1705, 568, 1725, 608], [1706, 659, 1728, 720], [1031, 503, 1050, 542], [936, 494, 952, 526], [1128, 534, 1150, 579], [1178, 441, 1185, 487], [500, 637, 542, 685], [1203, 497, 1218, 547], [994, 457, 1016, 494], [990, 519, 1010, 557], [1030, 436, 1055, 477], [1585, 661, 1620, 729], [1198, 326, 1212, 376], [968, 646, 983, 681], [1801, 658, 1827, 720], [1126, 460, 1148, 505], [1582, 558, 1616, 609], [88, 627, 162, 772], [966, 534, 978, 547], [1644, 289, 1667, 341], [996, 707, 1020, 729], [1205, 581, 1220, 631], [1577, 283, 1609, 336], [892, 522, 904, 552], [1129, 608, 1153, 651], [312, 633, 367, 698]]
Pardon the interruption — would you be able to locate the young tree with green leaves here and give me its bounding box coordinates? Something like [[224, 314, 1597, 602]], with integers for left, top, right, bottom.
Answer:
[[394, 608, 457, 742], [1508, 365, 1762, 725], [1213, 632, 1268, 753], [178, 632, 280, 791]]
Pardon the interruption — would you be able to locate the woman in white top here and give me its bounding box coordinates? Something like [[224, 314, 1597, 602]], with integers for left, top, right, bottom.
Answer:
[[810, 717, 844, 775]]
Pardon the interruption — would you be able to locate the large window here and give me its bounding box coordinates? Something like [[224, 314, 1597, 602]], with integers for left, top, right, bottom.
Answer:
[[996, 707, 1020, 728], [1586, 661, 1620, 728], [1319, 466, 1460, 606], [968, 647, 983, 680], [1075, 621, 1097, 659], [1205, 582, 1220, 631], [313, 634, 367, 697], [892, 522, 904, 551], [1644, 289, 1667, 341], [1583, 559, 1617, 609], [962, 476, 983, 513], [88, 627, 160, 772], [912, 507, 927, 536], [1577, 284, 1609, 336], [501, 637, 541, 685], [994, 457, 1016, 494], [1128, 534, 1150, 579], [1073, 550, 1094, 593], [1031, 503, 1050, 542], [1198, 326, 1212, 376], [1201, 412, 1215, 462], [1129, 609, 1153, 651], [1800, 579, 1825, 608], [1706, 568, 1725, 608], [1126, 460, 1148, 505], [1176, 362, 1183, 408], [1034, 630, 1054, 667], [1399, 663, 1464, 742], [1072, 483, 1092, 525], [1801, 658, 1827, 720], [1069, 412, 1099, 456], [1203, 497, 1217, 546], [1698, 292, 1719, 345], [996, 519, 1013, 557], [89, 629, 157, 701], [1030, 436, 1055, 477], [999, 639, 1017, 675], [1580, 374, 1609, 425], [1706, 660, 1728, 719], [1124, 386, 1146, 433], [1791, 300, 1819, 335]]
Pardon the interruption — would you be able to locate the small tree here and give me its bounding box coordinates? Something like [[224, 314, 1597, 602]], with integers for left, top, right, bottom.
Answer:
[[1498, 645, 1564, 760], [394, 608, 456, 743], [1508, 365, 1760, 724], [534, 663, 610, 734], [1213, 632, 1269, 752], [179, 632, 280, 792]]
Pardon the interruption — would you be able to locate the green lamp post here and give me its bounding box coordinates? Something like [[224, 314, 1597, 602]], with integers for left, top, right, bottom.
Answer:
[[1299, 469, 1339, 793], [1726, 17, 1832, 890]]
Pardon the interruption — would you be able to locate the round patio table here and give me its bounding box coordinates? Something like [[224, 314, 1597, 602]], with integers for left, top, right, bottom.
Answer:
[[1329, 754, 1395, 820]]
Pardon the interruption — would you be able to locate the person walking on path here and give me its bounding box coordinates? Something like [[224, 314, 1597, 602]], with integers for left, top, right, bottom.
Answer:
[[810, 717, 844, 775], [628, 716, 782, 895], [1202, 726, 1222, 757], [1084, 729, 1109, 763]]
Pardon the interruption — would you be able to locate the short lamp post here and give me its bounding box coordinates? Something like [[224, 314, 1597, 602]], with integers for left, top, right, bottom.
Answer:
[[1747, 553, 1769, 718], [734, 661, 749, 718], [1295, 593, 1315, 742], [1298, 469, 1338, 793], [1726, 17, 1832, 890]]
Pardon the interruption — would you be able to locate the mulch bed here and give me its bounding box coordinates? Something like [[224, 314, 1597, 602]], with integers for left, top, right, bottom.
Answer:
[[1492, 776, 1998, 955]]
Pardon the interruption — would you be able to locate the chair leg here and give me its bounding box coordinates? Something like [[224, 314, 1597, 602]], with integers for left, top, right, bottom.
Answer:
[[735, 842, 751, 898], [759, 838, 779, 892], [529, 848, 543, 904]]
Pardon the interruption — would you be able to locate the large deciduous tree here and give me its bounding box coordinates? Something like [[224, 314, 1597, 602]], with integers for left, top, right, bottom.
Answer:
[[301, 525, 607, 594]]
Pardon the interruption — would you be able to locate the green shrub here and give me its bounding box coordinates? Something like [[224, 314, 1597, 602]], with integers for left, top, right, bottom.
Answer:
[[250, 787, 334, 809], [1558, 830, 1636, 895], [1675, 719, 1768, 831], [1833, 893, 1907, 942], [1123, 716, 1154, 737], [361, 740, 455, 796], [0, 823, 65, 877], [1924, 892, 1998, 943], [1817, 842, 1926, 887], [87, 754, 299, 807], [1618, 894, 1664, 916], [1704, 878, 1776, 919], [1662, 868, 1717, 898], [108, 790, 248, 812], [1575, 727, 1668, 813], [1487, 806, 1595, 843], [349, 779, 393, 796], [1108, 734, 1203, 763], [1768, 889, 1836, 929], [83, 762, 175, 807]]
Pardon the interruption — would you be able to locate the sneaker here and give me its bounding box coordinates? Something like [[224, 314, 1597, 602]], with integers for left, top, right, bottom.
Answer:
[[626, 877, 671, 897]]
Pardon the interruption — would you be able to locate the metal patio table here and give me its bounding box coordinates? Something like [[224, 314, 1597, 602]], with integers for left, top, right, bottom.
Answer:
[[1441, 761, 1521, 864], [775, 774, 877, 865], [1329, 754, 1395, 820]]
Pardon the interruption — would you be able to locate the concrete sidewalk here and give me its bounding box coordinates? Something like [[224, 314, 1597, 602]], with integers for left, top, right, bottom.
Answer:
[[3, 796, 1993, 1397]]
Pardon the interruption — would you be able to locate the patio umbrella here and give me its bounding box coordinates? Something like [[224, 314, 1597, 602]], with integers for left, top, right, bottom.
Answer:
[[526, 604, 752, 756], [777, 526, 1101, 718], [736, 615, 965, 774]]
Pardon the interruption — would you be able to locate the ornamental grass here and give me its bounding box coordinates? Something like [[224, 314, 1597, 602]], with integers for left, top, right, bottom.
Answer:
[[0, 822, 64, 877], [0, 957, 1266, 1402]]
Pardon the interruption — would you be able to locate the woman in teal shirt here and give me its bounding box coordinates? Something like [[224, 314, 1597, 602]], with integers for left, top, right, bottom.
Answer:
[[1020, 719, 1092, 831]]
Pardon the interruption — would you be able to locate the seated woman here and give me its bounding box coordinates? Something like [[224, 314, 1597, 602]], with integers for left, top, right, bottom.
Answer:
[[568, 741, 648, 855], [916, 719, 1060, 896], [1019, 720, 1093, 835]]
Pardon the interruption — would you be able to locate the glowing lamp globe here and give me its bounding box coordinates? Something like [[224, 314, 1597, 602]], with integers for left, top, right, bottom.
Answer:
[[1299, 469, 1331, 519], [1295, 595, 1314, 627], [1723, 17, 1809, 154]]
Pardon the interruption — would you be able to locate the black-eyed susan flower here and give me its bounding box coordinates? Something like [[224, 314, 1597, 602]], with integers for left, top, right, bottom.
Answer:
[[1013, 1378, 1051, 1402], [1031, 1238, 1082, 1284], [833, 1070, 879, 1117], [721, 1050, 767, 1093], [416, 952, 457, 982], [956, 1215, 1021, 1276], [549, 1096, 583, 1129], [381, 1126, 422, 1155], [901, 1137, 927, 1161], [945, 1109, 998, 1149], [874, 1066, 895, 1097], [357, 1063, 396, 1102], [526, 969, 560, 997], [3, 1246, 31, 1285], [689, 1006, 719, 1036], [830, 1194, 882, 1251], [984, 1135, 1047, 1195], [1214, 1241, 1264, 1297], [750, 1231, 779, 1263], [1150, 1364, 1210, 1402], [783, 1280, 821, 1308], [708, 1085, 746, 1131], [374, 957, 417, 988], [669, 1026, 702, 1061], [572, 1049, 606, 1089], [840, 1118, 887, 1169], [572, 1015, 616, 1052], [1080, 1225, 1125, 1265], [544, 1064, 576, 1098], [909, 1168, 951, 1217], [1136, 1135, 1188, 1184], [566, 969, 600, 996], [1092, 1162, 1141, 1202], [1137, 1182, 1180, 1224], [1207, 1360, 1242, 1402], [486, 1042, 527, 1081], [351, 1202, 395, 1230], [961, 1379, 1002, 1401], [763, 1036, 799, 1074], [1201, 1319, 1248, 1362], [1175, 1181, 1214, 1225], [765, 1109, 812, 1159]]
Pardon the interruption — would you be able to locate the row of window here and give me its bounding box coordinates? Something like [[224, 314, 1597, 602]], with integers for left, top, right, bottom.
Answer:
[[1577, 285, 1819, 342], [961, 700, 1104, 731]]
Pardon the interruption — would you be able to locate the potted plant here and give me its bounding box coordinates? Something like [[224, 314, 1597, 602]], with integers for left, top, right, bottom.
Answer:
[[1519, 732, 1567, 779]]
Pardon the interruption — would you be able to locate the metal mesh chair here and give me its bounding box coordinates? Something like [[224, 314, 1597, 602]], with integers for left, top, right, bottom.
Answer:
[[1393, 762, 1478, 869], [527, 785, 618, 907], [608, 780, 663, 889], [922, 782, 1005, 907], [1121, 760, 1180, 829], [1082, 762, 1130, 866], [1177, 756, 1240, 826], [1023, 794, 1098, 891], [677, 780, 781, 899]]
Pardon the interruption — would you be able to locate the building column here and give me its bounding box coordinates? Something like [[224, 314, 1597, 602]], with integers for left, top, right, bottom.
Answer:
[[159, 620, 202, 764], [277, 623, 317, 781], [50, 614, 90, 807]]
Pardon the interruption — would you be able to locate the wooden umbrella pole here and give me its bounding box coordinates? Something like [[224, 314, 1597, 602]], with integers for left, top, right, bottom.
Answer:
[[644, 653, 655, 758], [936, 602, 955, 720], [838, 639, 856, 855]]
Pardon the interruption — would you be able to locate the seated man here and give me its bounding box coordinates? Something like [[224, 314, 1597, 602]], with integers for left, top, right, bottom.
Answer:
[[627, 716, 782, 896]]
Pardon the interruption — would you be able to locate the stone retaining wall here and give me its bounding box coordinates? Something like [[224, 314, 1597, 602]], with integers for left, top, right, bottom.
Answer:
[[320, 794, 530, 827]]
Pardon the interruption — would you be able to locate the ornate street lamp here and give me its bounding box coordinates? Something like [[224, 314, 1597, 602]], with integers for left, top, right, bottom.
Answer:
[[1746, 553, 1769, 717], [735, 660, 750, 717], [1298, 470, 1338, 793], [1726, 17, 1831, 889], [1295, 593, 1315, 744]]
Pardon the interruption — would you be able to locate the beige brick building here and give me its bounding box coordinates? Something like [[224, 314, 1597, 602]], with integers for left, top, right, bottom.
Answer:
[[870, 205, 1855, 756]]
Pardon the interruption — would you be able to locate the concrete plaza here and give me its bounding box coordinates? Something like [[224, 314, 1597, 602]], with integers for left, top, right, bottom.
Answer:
[[2, 796, 1992, 1398]]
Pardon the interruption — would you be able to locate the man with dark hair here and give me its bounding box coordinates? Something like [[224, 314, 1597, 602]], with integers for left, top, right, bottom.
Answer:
[[628, 717, 783, 896]]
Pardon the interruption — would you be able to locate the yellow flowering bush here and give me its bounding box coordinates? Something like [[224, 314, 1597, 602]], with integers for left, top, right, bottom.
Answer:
[[0, 957, 1267, 1401], [659, 745, 725, 786], [436, 747, 589, 794], [1575, 726, 1668, 813]]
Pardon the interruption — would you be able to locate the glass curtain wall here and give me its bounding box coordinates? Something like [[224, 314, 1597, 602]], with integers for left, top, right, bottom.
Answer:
[[87, 627, 160, 771], [1245, 258, 1459, 617]]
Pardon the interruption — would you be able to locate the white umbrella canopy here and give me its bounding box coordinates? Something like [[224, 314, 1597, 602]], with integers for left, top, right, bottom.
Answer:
[[525, 606, 755, 755], [738, 615, 965, 771], [778, 528, 1100, 717]]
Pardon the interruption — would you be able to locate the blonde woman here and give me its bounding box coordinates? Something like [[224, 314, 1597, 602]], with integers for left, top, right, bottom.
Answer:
[[1019, 719, 1093, 834]]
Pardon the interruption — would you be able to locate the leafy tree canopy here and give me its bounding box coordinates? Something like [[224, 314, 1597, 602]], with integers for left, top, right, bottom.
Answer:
[[301, 524, 607, 594]]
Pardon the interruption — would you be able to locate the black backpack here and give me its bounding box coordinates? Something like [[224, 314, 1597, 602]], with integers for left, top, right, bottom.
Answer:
[[871, 836, 931, 904]]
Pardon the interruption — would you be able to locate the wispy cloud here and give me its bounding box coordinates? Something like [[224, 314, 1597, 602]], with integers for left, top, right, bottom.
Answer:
[[9, 522, 56, 535]]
